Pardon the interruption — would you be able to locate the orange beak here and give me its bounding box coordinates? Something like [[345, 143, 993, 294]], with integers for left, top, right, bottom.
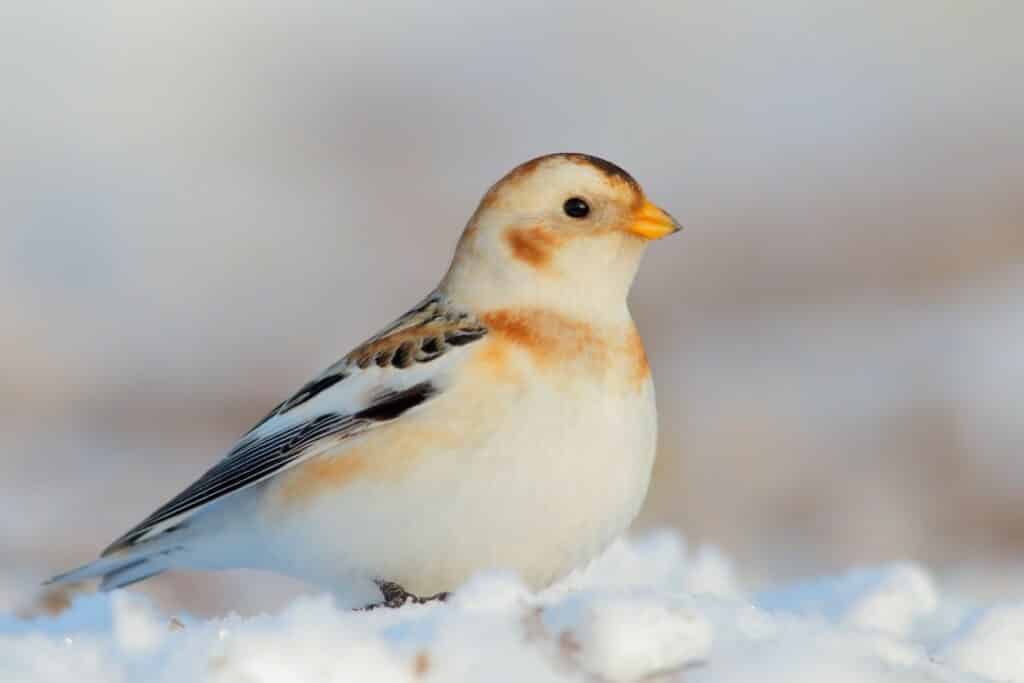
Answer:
[[627, 200, 682, 240]]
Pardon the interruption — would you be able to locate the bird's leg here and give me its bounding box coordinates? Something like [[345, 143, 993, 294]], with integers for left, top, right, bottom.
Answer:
[[377, 580, 414, 608], [359, 580, 450, 610], [413, 589, 451, 605]]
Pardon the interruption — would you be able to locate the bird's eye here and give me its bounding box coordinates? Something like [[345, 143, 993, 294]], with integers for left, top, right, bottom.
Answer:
[[563, 197, 590, 219]]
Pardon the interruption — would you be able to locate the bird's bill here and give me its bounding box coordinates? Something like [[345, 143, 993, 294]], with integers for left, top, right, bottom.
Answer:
[[628, 200, 682, 240]]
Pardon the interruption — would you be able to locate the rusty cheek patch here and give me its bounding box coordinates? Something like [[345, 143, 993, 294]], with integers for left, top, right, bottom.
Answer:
[[504, 226, 563, 270]]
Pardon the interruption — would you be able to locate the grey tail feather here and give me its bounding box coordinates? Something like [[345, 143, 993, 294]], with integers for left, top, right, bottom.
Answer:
[[45, 545, 181, 591]]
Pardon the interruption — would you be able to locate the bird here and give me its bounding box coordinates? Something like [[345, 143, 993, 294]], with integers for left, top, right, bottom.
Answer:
[[46, 153, 681, 608]]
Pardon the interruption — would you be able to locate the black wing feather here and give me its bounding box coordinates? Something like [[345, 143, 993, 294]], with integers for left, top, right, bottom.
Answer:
[[103, 382, 437, 555]]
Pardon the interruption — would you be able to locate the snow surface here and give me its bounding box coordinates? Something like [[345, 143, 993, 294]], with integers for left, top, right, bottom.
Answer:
[[3, 532, 1023, 682]]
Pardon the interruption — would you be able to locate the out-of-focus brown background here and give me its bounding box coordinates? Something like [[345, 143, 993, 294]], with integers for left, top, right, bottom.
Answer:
[[3, 1, 1023, 615]]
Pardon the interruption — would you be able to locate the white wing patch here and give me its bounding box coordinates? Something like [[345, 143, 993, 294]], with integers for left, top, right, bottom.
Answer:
[[102, 294, 488, 555]]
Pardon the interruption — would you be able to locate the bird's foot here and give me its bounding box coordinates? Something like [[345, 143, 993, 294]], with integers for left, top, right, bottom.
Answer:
[[359, 581, 450, 610]]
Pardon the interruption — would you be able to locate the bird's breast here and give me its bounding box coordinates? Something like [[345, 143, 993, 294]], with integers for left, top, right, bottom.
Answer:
[[473, 307, 651, 394], [257, 310, 658, 594]]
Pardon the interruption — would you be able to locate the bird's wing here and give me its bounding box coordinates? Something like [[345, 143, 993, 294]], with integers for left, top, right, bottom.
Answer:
[[102, 294, 488, 555]]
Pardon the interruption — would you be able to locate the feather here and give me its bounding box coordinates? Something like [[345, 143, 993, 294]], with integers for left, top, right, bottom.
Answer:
[[99, 294, 484, 556]]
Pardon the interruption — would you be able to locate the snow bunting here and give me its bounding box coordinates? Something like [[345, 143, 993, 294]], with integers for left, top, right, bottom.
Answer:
[[47, 153, 681, 607]]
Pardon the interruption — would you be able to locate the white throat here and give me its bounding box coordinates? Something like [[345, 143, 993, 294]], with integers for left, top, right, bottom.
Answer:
[[439, 227, 646, 323]]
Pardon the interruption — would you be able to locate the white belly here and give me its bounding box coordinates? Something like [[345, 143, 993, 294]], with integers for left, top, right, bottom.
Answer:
[[255, 330, 658, 595]]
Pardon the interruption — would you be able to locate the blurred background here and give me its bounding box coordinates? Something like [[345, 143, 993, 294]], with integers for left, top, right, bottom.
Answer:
[[2, 0, 1023, 616]]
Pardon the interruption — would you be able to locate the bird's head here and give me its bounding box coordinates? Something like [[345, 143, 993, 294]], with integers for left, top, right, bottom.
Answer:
[[441, 153, 680, 317]]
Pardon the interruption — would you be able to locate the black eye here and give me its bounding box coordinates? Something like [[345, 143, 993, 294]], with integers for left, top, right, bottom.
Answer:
[[563, 197, 590, 219]]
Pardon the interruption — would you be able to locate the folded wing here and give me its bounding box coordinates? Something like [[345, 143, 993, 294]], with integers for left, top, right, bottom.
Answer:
[[103, 294, 487, 555]]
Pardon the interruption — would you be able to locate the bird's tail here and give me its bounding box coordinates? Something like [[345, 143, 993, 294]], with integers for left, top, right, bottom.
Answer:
[[44, 542, 182, 591]]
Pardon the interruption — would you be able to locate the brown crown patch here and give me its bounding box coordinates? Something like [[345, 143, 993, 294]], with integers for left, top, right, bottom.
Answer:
[[497, 155, 548, 187], [497, 153, 640, 193], [563, 153, 641, 194]]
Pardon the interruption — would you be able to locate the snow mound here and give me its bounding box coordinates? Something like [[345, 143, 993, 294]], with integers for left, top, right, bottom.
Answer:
[[2, 532, 1019, 682]]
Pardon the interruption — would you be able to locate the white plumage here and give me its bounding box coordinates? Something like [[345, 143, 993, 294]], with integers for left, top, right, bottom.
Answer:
[[47, 153, 680, 607]]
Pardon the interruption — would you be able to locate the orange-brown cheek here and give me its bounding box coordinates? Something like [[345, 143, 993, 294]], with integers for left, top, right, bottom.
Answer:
[[504, 225, 563, 270]]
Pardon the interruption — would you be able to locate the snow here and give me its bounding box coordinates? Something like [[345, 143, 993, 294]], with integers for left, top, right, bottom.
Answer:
[[757, 562, 939, 636], [937, 603, 1024, 682], [4, 532, 1024, 682]]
